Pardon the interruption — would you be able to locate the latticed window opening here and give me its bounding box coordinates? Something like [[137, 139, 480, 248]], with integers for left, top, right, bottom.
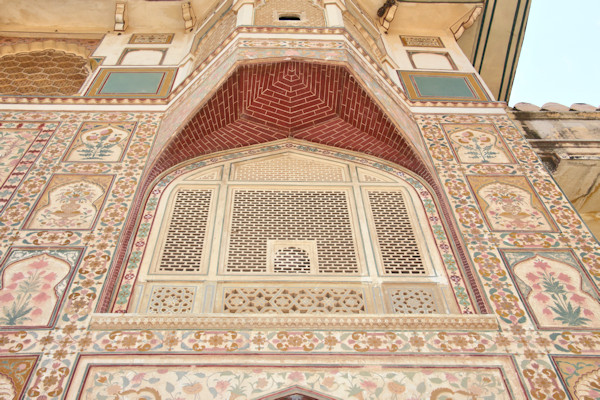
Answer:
[[367, 190, 425, 275], [133, 149, 456, 315], [226, 189, 359, 274], [156, 189, 212, 273], [273, 247, 311, 273]]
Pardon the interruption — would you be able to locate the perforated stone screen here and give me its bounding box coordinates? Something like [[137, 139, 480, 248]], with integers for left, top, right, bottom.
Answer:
[[273, 247, 312, 273], [226, 189, 359, 274], [388, 286, 440, 314], [133, 150, 456, 316], [0, 49, 88, 96], [148, 286, 195, 314], [232, 155, 347, 182], [222, 287, 366, 313], [367, 190, 425, 275], [157, 189, 212, 273]]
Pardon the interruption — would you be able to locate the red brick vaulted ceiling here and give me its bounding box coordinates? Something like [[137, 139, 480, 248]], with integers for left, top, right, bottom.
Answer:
[[103, 61, 485, 313], [148, 61, 434, 186]]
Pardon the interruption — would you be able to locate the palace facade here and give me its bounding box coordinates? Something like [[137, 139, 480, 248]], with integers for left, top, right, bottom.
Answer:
[[0, 0, 599, 398]]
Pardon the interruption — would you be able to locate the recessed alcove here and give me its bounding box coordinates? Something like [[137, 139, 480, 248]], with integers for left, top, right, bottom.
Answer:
[[95, 141, 493, 330]]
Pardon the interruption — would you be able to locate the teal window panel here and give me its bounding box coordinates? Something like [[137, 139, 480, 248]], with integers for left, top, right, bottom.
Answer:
[[100, 72, 165, 94], [412, 76, 476, 99]]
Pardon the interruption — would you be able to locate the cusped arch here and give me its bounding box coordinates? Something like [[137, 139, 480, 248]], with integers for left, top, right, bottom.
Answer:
[[102, 140, 485, 316], [0, 48, 89, 96]]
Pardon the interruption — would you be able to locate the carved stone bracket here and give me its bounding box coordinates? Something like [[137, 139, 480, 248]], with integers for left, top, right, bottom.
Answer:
[[377, 0, 397, 33], [115, 2, 127, 32]]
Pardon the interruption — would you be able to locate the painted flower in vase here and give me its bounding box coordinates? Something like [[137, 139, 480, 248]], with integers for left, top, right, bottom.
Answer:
[[32, 181, 104, 229], [479, 182, 551, 231]]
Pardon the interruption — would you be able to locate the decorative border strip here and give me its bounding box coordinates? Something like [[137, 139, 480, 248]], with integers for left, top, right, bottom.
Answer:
[[0, 122, 57, 213], [400, 35, 444, 48], [129, 33, 174, 45], [90, 313, 499, 331]]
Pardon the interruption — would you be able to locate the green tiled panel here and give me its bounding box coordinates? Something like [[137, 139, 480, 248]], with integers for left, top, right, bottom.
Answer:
[[412, 76, 475, 99], [100, 72, 165, 94]]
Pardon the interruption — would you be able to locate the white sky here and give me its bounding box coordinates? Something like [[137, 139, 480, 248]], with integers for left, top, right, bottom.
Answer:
[[509, 0, 600, 107]]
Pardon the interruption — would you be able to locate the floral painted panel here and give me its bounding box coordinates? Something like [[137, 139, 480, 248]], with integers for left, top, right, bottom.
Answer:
[[64, 122, 136, 162], [553, 356, 600, 400], [444, 124, 514, 164], [468, 175, 557, 232], [0, 248, 82, 328], [24, 174, 113, 230], [73, 362, 523, 399], [0, 355, 38, 400], [502, 250, 600, 330]]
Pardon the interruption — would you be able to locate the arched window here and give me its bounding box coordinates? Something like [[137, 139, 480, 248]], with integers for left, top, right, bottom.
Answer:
[[115, 141, 474, 315]]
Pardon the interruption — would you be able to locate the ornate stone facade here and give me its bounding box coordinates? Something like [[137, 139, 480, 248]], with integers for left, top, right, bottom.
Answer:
[[0, 0, 597, 399]]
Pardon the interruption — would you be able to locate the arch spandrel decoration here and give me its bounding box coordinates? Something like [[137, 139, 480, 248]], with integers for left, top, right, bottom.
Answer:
[[108, 140, 483, 321]]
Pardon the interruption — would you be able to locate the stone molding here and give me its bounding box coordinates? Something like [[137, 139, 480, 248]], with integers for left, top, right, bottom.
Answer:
[[90, 313, 499, 331], [0, 40, 91, 59]]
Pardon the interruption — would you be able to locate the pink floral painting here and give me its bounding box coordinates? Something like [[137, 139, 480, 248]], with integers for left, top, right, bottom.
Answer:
[[448, 128, 513, 164], [64, 122, 136, 162], [0, 249, 80, 328], [512, 254, 600, 329]]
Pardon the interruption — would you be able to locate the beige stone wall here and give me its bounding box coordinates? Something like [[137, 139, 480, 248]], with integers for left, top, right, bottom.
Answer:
[[254, 0, 326, 26], [511, 109, 600, 240]]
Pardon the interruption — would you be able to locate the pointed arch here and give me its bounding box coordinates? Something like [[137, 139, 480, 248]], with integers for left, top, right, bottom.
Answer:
[[257, 385, 340, 400], [99, 60, 486, 314], [102, 140, 485, 315]]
